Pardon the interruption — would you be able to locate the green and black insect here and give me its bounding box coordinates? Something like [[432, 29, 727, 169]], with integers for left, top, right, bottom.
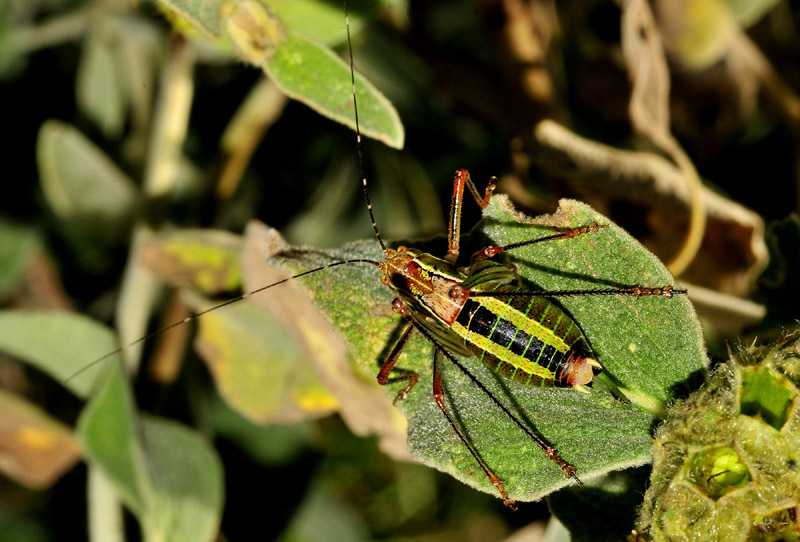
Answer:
[[349, 167, 682, 508]]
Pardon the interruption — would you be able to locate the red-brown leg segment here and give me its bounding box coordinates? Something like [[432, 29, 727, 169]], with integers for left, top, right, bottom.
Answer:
[[432, 349, 518, 510], [376, 319, 419, 404], [477, 223, 608, 259], [447, 169, 496, 264], [469, 284, 687, 300], [412, 320, 583, 486]]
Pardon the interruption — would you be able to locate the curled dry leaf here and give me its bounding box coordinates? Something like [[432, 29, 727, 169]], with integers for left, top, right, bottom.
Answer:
[[533, 120, 767, 300], [622, 0, 707, 277], [622, 0, 671, 144], [189, 289, 339, 425], [238, 221, 410, 460]]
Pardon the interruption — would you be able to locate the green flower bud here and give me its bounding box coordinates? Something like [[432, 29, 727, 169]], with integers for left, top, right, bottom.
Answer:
[[638, 337, 800, 541]]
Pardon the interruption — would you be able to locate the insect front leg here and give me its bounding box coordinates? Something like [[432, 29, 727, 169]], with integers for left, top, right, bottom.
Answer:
[[431, 348, 518, 511], [376, 318, 419, 405]]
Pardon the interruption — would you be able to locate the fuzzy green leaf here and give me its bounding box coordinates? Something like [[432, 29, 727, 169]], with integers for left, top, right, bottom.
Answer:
[[268, 197, 707, 503], [78, 362, 149, 516], [263, 31, 404, 149], [482, 198, 707, 411]]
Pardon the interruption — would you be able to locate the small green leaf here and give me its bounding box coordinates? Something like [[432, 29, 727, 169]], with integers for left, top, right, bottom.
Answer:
[[36, 120, 140, 238], [139, 416, 224, 542], [155, 0, 404, 148], [78, 362, 150, 516], [0, 310, 118, 398], [78, 363, 224, 542], [76, 20, 126, 138], [269, 197, 706, 502], [0, 221, 39, 299], [264, 31, 404, 148], [157, 0, 382, 43]]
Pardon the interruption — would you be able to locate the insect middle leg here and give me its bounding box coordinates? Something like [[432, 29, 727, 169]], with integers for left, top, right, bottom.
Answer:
[[444, 168, 609, 264], [446, 169, 495, 264]]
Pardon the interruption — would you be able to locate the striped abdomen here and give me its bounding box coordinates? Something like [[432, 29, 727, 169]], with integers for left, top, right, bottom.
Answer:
[[452, 284, 594, 387]]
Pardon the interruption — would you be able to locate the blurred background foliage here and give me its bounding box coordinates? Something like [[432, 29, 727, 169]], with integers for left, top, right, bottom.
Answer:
[[0, 0, 799, 540]]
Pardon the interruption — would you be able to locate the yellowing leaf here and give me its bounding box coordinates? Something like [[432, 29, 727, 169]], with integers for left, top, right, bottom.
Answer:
[[188, 293, 338, 424], [0, 390, 81, 489], [140, 229, 243, 295]]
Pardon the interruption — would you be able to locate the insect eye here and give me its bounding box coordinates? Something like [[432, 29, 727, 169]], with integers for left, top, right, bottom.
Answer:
[[390, 273, 408, 290], [381, 274, 390, 285]]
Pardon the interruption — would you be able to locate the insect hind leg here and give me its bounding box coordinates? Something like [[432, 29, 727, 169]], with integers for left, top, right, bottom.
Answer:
[[409, 316, 582, 504], [432, 348, 518, 510]]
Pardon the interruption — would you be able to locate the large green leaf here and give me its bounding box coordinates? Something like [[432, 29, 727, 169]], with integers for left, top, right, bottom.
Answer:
[[263, 30, 403, 149], [482, 198, 707, 411], [265, 197, 707, 503]]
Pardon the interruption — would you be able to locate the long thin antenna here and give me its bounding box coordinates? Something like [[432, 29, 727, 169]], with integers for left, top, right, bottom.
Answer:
[[344, 0, 386, 251], [65, 258, 379, 384]]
